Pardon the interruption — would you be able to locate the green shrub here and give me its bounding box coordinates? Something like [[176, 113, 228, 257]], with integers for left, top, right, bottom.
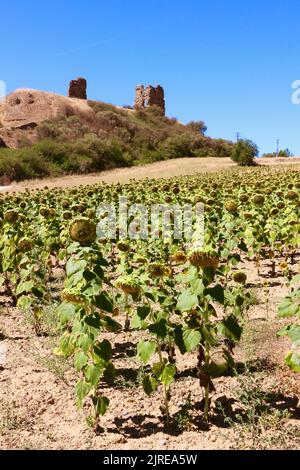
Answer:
[[186, 120, 207, 135], [231, 139, 258, 166]]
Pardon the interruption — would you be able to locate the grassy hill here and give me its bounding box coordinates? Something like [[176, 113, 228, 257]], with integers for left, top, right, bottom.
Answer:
[[0, 99, 233, 184]]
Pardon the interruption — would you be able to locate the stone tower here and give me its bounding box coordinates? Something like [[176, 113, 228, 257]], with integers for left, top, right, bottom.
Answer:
[[134, 84, 165, 115], [68, 77, 87, 99]]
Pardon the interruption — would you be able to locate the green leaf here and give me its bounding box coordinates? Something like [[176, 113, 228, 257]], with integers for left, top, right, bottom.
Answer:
[[74, 351, 88, 372], [142, 374, 158, 396], [174, 325, 186, 354], [152, 361, 165, 379], [148, 319, 168, 339], [278, 296, 300, 318], [92, 396, 110, 416], [16, 281, 34, 295], [137, 340, 157, 364], [94, 339, 112, 362], [77, 333, 93, 352], [17, 296, 33, 310], [75, 380, 92, 408], [101, 315, 122, 332], [285, 350, 300, 373], [85, 364, 103, 386], [94, 292, 113, 313], [66, 258, 87, 277], [137, 306, 151, 320], [83, 269, 96, 282], [161, 364, 176, 386], [84, 312, 101, 329], [31, 287, 44, 299], [103, 362, 116, 382], [55, 334, 75, 357], [219, 316, 242, 341], [176, 290, 198, 312], [56, 302, 76, 325], [204, 284, 225, 304], [183, 329, 201, 352]]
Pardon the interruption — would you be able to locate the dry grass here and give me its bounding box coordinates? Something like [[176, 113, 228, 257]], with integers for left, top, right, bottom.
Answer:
[[2, 157, 300, 193]]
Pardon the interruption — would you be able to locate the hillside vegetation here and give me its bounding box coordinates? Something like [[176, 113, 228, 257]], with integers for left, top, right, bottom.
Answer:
[[0, 100, 233, 184]]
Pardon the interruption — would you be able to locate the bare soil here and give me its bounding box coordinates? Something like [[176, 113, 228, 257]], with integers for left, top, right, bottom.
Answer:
[[0, 256, 300, 450], [2, 157, 300, 193]]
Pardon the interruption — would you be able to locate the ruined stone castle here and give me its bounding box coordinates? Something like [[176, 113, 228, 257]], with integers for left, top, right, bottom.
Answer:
[[134, 85, 165, 115], [67, 78, 165, 115]]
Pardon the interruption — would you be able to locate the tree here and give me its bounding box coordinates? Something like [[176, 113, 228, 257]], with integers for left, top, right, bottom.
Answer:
[[231, 139, 258, 166], [186, 120, 207, 135], [278, 148, 293, 158]]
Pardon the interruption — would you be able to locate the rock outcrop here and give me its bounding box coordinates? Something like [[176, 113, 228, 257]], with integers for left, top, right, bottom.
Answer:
[[0, 89, 94, 148], [68, 77, 87, 99]]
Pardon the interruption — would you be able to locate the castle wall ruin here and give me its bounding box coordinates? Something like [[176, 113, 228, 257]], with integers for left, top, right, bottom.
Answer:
[[134, 84, 165, 114], [68, 77, 87, 99]]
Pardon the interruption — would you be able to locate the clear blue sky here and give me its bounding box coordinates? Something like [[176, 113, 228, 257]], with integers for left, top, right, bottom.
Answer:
[[1, 0, 300, 155]]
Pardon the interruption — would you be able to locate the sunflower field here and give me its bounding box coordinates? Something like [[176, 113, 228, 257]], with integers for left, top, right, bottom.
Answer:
[[0, 165, 299, 440]]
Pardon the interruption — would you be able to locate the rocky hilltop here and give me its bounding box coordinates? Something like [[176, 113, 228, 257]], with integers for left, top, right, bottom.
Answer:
[[0, 78, 233, 183], [0, 88, 95, 148]]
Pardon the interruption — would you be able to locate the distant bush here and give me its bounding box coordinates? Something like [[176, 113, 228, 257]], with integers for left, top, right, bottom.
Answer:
[[262, 149, 293, 158], [186, 120, 207, 135], [231, 139, 258, 166]]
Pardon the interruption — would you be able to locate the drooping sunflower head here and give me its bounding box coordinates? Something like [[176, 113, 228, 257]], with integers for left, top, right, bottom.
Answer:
[[253, 194, 265, 206], [239, 194, 249, 203], [233, 271, 247, 284], [117, 241, 130, 252], [189, 250, 219, 269], [62, 211, 73, 220], [18, 237, 32, 252], [287, 190, 298, 200], [115, 277, 140, 295], [4, 209, 19, 223], [224, 200, 238, 213], [61, 288, 86, 305], [277, 201, 285, 210], [148, 263, 166, 278], [69, 217, 96, 244], [172, 250, 187, 264], [39, 206, 51, 218]]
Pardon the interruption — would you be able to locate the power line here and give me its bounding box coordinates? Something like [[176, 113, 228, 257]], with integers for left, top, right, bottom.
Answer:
[[276, 139, 280, 158]]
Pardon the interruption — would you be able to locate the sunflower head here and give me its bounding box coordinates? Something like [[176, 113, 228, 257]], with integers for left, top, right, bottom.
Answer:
[[18, 237, 32, 252], [61, 289, 86, 305], [39, 206, 51, 218], [4, 209, 19, 223], [69, 217, 96, 244], [148, 263, 166, 278], [253, 194, 265, 205], [117, 241, 130, 252], [233, 271, 247, 284], [287, 190, 298, 200], [63, 211, 72, 220], [172, 250, 187, 264], [189, 250, 219, 269], [116, 277, 140, 295], [224, 200, 238, 213]]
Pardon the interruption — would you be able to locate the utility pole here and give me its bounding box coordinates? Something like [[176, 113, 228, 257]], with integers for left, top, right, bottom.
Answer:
[[276, 139, 280, 158]]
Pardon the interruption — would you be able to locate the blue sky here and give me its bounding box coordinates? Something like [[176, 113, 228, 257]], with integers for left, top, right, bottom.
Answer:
[[1, 0, 300, 155]]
